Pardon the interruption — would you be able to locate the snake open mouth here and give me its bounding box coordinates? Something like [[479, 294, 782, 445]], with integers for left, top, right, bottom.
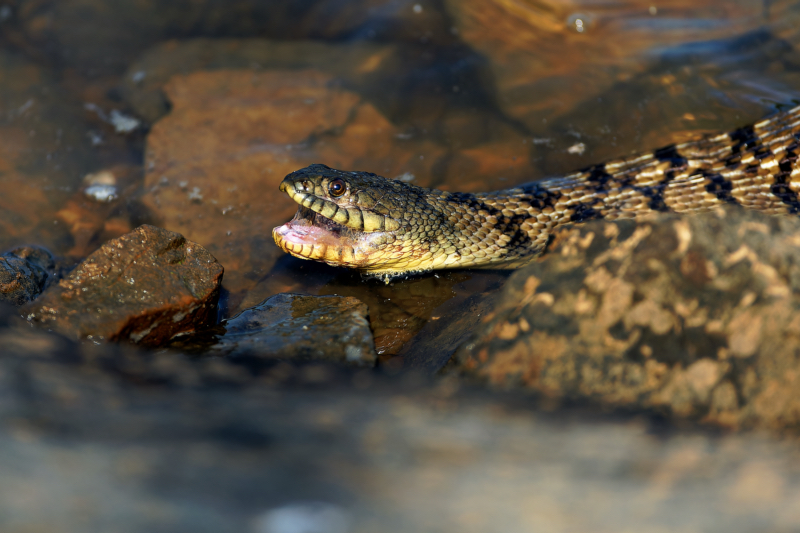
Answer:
[[272, 163, 434, 275], [272, 206, 363, 264]]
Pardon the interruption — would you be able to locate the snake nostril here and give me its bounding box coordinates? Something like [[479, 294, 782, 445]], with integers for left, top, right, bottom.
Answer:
[[296, 180, 312, 193]]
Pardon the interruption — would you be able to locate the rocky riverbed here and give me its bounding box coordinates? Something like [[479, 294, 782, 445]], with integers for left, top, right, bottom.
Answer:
[[4, 1, 800, 531]]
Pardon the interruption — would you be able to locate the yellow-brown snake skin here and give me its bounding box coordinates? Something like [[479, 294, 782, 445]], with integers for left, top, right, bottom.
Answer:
[[274, 105, 800, 280]]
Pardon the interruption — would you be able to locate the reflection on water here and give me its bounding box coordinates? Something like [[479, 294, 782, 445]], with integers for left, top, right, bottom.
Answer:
[[2, 0, 800, 358]]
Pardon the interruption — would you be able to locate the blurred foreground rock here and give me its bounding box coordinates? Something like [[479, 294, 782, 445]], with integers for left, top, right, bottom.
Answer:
[[456, 209, 800, 430], [175, 293, 376, 367], [1, 303, 800, 532], [24, 225, 222, 347]]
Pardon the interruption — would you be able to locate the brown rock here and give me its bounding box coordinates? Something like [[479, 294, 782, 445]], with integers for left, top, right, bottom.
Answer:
[[23, 225, 223, 347], [122, 40, 409, 124], [454, 208, 800, 430], [141, 69, 447, 303], [440, 140, 539, 193]]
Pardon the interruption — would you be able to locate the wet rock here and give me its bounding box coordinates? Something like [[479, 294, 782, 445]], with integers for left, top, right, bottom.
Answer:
[[186, 293, 376, 367], [399, 280, 506, 373], [311, 270, 508, 361], [455, 208, 800, 430], [0, 246, 55, 306], [140, 68, 447, 302], [23, 225, 223, 347]]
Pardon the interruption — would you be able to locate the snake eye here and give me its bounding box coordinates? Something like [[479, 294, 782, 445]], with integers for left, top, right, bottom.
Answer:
[[328, 178, 346, 198]]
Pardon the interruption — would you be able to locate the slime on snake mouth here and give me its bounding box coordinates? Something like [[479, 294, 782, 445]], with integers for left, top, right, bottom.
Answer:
[[274, 105, 800, 281]]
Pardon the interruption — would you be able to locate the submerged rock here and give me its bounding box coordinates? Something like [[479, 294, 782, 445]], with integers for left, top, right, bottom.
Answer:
[[140, 68, 447, 300], [23, 225, 223, 348], [0, 246, 55, 306], [122, 40, 416, 124], [180, 293, 376, 367], [455, 208, 800, 430]]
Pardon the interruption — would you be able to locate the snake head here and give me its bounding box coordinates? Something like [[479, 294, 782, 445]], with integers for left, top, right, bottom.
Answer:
[[274, 164, 441, 275], [277, 164, 403, 233]]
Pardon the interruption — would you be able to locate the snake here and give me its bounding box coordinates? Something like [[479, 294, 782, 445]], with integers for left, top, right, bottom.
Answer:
[[273, 105, 800, 280]]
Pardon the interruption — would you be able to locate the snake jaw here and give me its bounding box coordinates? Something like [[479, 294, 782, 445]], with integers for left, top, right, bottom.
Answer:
[[273, 206, 404, 270]]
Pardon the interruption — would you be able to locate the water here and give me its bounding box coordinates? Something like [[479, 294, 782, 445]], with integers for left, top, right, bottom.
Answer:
[[2, 0, 800, 358], [6, 2, 800, 531]]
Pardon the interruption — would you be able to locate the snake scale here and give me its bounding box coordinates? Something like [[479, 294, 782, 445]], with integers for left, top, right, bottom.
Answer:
[[273, 105, 800, 280]]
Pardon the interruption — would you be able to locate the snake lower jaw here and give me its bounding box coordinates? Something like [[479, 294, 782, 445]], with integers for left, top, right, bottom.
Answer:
[[273, 206, 438, 278], [273, 206, 384, 268]]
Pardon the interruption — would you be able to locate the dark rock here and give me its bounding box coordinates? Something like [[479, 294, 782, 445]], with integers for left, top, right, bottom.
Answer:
[[399, 284, 505, 373], [23, 225, 223, 348], [0, 246, 55, 306], [455, 208, 800, 430], [186, 293, 376, 367], [312, 271, 479, 359], [8, 245, 56, 273]]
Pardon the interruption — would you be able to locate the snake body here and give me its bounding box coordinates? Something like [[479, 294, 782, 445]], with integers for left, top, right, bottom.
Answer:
[[273, 105, 800, 279]]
